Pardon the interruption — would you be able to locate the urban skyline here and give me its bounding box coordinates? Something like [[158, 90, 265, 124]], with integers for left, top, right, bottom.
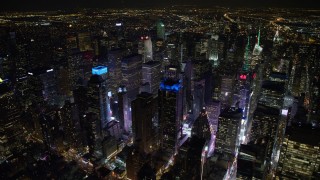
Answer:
[[0, 3, 320, 180], [1, 0, 320, 11]]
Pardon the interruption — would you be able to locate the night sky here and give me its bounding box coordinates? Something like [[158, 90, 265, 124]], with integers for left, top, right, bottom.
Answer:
[[0, 0, 319, 11]]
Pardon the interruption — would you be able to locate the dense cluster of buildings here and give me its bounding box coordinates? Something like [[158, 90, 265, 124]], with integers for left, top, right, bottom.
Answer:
[[0, 7, 320, 180]]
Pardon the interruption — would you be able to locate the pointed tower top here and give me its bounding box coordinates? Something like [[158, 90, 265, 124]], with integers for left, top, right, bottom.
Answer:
[[243, 36, 250, 72], [257, 27, 261, 46]]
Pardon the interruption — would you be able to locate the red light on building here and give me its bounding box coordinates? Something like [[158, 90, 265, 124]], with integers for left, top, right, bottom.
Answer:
[[253, 73, 257, 79], [140, 36, 149, 40], [240, 74, 247, 80]]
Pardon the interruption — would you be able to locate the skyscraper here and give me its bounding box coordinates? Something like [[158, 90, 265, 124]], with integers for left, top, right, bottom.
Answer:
[[121, 54, 143, 99], [158, 67, 183, 155], [277, 125, 320, 179], [85, 112, 103, 158], [156, 21, 165, 40], [215, 107, 242, 154], [141, 36, 153, 62], [117, 86, 130, 133], [107, 48, 126, 94], [87, 66, 110, 128], [142, 61, 161, 94], [131, 92, 158, 154]]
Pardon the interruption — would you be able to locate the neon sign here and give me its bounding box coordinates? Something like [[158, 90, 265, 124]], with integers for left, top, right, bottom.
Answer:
[[240, 74, 247, 80], [92, 66, 108, 75]]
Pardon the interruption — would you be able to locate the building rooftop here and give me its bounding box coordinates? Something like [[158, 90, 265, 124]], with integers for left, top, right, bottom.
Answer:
[[254, 104, 280, 116], [285, 125, 320, 146], [220, 107, 243, 119], [261, 80, 285, 93]]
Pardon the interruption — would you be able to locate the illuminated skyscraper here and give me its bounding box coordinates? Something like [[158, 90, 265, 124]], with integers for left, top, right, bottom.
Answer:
[[215, 107, 242, 154], [208, 35, 219, 67], [142, 61, 161, 94], [277, 126, 320, 179], [158, 67, 183, 155], [107, 48, 125, 94], [193, 80, 205, 118], [140, 36, 153, 62], [121, 54, 143, 99], [67, 52, 82, 90], [250, 104, 279, 157], [60, 99, 82, 149], [220, 75, 235, 108], [132, 92, 158, 154], [156, 21, 165, 40], [243, 37, 251, 72], [251, 28, 263, 67], [87, 66, 110, 128], [117, 86, 130, 133]]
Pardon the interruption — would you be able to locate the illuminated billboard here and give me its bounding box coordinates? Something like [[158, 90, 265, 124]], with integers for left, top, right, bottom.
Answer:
[[92, 66, 108, 75]]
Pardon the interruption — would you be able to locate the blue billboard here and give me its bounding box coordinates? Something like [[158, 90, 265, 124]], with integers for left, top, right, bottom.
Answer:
[[92, 66, 108, 75]]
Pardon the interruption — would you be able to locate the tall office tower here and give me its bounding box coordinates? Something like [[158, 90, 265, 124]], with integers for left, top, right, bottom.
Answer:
[[117, 86, 130, 133], [192, 109, 211, 140], [258, 81, 285, 109], [68, 52, 83, 90], [73, 86, 88, 127], [142, 61, 161, 94], [251, 28, 263, 67], [85, 112, 103, 158], [107, 48, 125, 94], [250, 104, 279, 157], [277, 125, 320, 179], [220, 75, 235, 108], [57, 66, 71, 97], [159, 67, 183, 155], [60, 99, 82, 149], [208, 35, 219, 67], [156, 21, 165, 40], [193, 80, 205, 118], [243, 37, 251, 72], [140, 36, 153, 62], [87, 66, 110, 128], [27, 68, 58, 105], [132, 92, 158, 154], [121, 54, 143, 99], [215, 107, 242, 154], [39, 68, 59, 105], [0, 82, 25, 162]]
